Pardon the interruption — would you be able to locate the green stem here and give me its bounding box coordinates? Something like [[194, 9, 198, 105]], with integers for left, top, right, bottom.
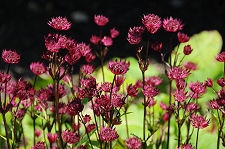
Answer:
[[167, 80, 172, 149], [3, 113, 10, 149]]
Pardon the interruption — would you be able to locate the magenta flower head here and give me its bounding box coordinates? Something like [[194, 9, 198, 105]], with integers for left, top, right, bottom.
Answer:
[[142, 84, 160, 98], [216, 52, 225, 62], [99, 127, 119, 141], [115, 75, 125, 87], [127, 84, 139, 97], [177, 143, 194, 149], [108, 59, 130, 75], [209, 99, 220, 109], [177, 32, 190, 43], [90, 35, 101, 45], [82, 64, 95, 75], [145, 76, 162, 86], [46, 133, 58, 143], [189, 114, 209, 129], [110, 28, 119, 38], [163, 17, 183, 32], [48, 16, 71, 30], [168, 66, 191, 80], [151, 41, 162, 52], [94, 15, 109, 26], [2, 49, 20, 63], [101, 36, 113, 46], [183, 61, 197, 71], [35, 129, 42, 137], [173, 89, 188, 102], [127, 26, 145, 44], [204, 78, 213, 87], [125, 136, 142, 149], [62, 129, 79, 144], [217, 77, 225, 87], [85, 52, 96, 63], [189, 81, 206, 99], [75, 43, 91, 57], [0, 72, 11, 83], [30, 62, 46, 75], [67, 98, 84, 116], [183, 45, 193, 55], [30, 142, 45, 149], [142, 13, 161, 34]]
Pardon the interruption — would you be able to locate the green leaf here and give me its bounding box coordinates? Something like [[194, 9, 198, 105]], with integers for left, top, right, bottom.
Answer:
[[74, 128, 97, 148]]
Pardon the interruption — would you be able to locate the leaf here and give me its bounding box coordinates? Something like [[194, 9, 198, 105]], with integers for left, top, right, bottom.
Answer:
[[74, 128, 97, 148]]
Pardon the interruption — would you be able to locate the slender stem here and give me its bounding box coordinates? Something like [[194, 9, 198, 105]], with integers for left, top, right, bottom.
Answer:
[[110, 141, 112, 149], [217, 115, 224, 149], [186, 119, 191, 144], [167, 80, 172, 149], [125, 107, 129, 138], [101, 58, 105, 82], [109, 74, 116, 126], [142, 71, 147, 148], [33, 117, 36, 145], [196, 128, 200, 149], [177, 103, 181, 147], [3, 113, 10, 149]]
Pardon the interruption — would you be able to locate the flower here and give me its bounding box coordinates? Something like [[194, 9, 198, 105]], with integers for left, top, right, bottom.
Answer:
[[217, 78, 225, 87], [125, 136, 142, 149], [189, 114, 209, 129], [173, 89, 188, 102], [177, 143, 194, 149], [86, 124, 96, 133], [30, 142, 45, 149], [44, 33, 62, 52], [68, 47, 82, 62], [83, 114, 91, 123], [145, 76, 162, 86], [110, 28, 119, 38], [127, 84, 139, 97], [90, 35, 101, 45], [209, 100, 220, 109], [75, 43, 91, 57], [189, 81, 206, 99], [82, 64, 95, 75], [67, 98, 84, 116], [177, 32, 190, 43], [204, 78, 213, 87], [2, 50, 20, 63], [183, 61, 197, 71], [101, 36, 113, 46], [216, 52, 225, 62], [151, 41, 162, 51], [142, 14, 161, 34], [48, 16, 71, 30], [142, 84, 160, 98], [62, 129, 79, 144], [35, 129, 42, 137], [115, 75, 125, 87], [108, 59, 130, 75], [185, 103, 199, 112], [85, 52, 96, 63], [163, 17, 183, 32], [168, 66, 191, 80], [127, 26, 145, 44], [112, 93, 124, 107], [46, 133, 58, 143], [0, 72, 11, 83], [94, 15, 109, 26], [175, 79, 187, 90], [30, 62, 46, 75], [99, 127, 119, 141], [183, 45, 193, 55], [147, 98, 156, 107]]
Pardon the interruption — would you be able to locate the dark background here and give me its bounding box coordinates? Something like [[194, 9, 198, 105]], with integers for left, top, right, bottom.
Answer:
[[0, 0, 225, 77]]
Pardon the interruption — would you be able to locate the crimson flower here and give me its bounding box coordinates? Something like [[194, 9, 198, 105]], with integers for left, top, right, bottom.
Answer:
[[46, 133, 58, 143], [30, 62, 46, 75], [127, 84, 139, 97], [147, 98, 156, 107], [189, 114, 209, 129], [111, 93, 124, 107], [151, 41, 162, 52], [67, 98, 84, 116], [175, 79, 187, 90], [204, 78, 213, 87], [163, 17, 183, 32], [173, 89, 188, 102], [30, 142, 45, 149], [82, 64, 95, 75], [183, 45, 193, 55], [94, 15, 109, 26], [90, 35, 101, 45], [209, 99, 220, 109], [83, 114, 91, 123], [188, 81, 206, 99], [145, 76, 162, 86], [101, 36, 113, 46], [127, 26, 145, 44], [99, 127, 119, 141], [77, 145, 87, 149], [110, 28, 119, 38], [216, 51, 225, 62], [48, 16, 71, 30], [142, 13, 161, 34], [115, 75, 125, 87], [75, 43, 91, 57], [85, 52, 96, 63], [86, 123, 96, 133], [2, 50, 20, 63], [217, 77, 225, 87], [177, 143, 194, 149], [108, 59, 130, 75], [35, 129, 41, 137], [142, 84, 160, 98], [168, 66, 191, 80], [183, 61, 197, 71], [62, 129, 79, 144], [177, 32, 190, 43], [125, 136, 142, 149], [0, 72, 11, 83]]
